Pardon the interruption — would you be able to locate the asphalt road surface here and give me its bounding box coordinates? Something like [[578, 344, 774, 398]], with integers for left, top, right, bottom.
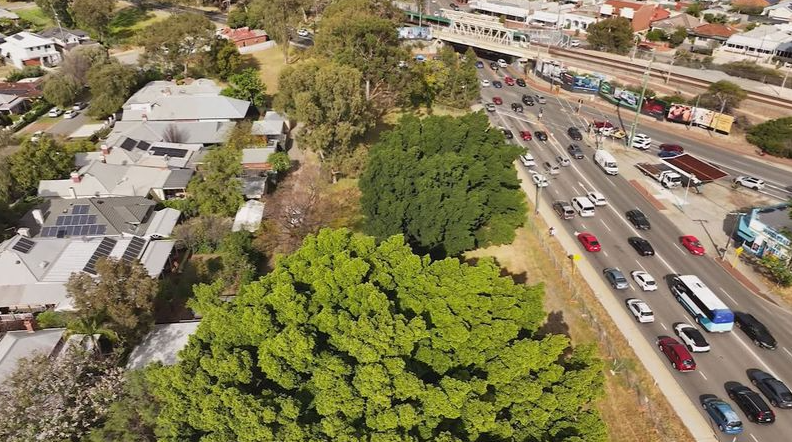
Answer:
[[478, 59, 792, 442]]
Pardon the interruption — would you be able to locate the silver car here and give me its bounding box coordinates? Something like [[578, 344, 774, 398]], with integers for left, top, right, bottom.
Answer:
[[603, 267, 629, 290]]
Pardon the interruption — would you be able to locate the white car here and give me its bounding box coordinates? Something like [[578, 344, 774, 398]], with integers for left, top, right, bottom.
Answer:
[[535, 95, 547, 104], [626, 299, 654, 323], [586, 191, 607, 206], [520, 153, 535, 167], [570, 39, 580, 47], [30, 130, 44, 142], [674, 323, 711, 352], [497, 58, 508, 68], [480, 79, 491, 87], [733, 175, 765, 190], [297, 28, 310, 37], [555, 155, 571, 167], [543, 162, 560, 175], [631, 133, 652, 150], [531, 171, 549, 187], [631, 270, 657, 291], [48, 108, 62, 117], [63, 110, 78, 119]]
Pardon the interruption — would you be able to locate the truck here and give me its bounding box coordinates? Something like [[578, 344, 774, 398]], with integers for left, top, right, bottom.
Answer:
[[594, 149, 618, 175], [636, 163, 683, 188]]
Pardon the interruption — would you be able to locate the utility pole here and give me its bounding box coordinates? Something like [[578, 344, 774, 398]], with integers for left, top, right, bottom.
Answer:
[[627, 55, 654, 151], [534, 183, 541, 215], [687, 93, 701, 130], [721, 212, 747, 260]]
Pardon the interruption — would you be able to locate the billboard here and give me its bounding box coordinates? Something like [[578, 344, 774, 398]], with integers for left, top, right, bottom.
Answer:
[[613, 88, 639, 108], [641, 98, 668, 119], [398, 26, 432, 40], [598, 81, 613, 96], [667, 103, 693, 123], [572, 75, 601, 92], [693, 108, 715, 127], [711, 113, 734, 133]]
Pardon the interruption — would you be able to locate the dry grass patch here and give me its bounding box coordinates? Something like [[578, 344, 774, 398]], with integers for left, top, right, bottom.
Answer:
[[246, 46, 288, 95]]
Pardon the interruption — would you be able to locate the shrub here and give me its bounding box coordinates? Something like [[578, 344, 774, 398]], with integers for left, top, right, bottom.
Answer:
[[746, 117, 792, 158], [6, 66, 45, 82]]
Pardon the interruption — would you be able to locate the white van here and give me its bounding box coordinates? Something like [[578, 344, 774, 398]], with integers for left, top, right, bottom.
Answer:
[[594, 149, 619, 175], [571, 196, 595, 217]]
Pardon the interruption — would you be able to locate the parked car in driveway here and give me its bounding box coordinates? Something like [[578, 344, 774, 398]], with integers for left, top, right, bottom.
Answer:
[[568, 144, 584, 159], [749, 370, 792, 408], [578, 232, 601, 252], [628, 236, 655, 256], [626, 299, 654, 323], [626, 209, 651, 230], [657, 336, 696, 371], [735, 312, 777, 349], [631, 270, 657, 291], [48, 108, 63, 117], [674, 323, 710, 352], [72, 102, 87, 111], [603, 267, 628, 289], [680, 235, 705, 255], [727, 383, 775, 424], [63, 110, 78, 119], [702, 396, 743, 435]]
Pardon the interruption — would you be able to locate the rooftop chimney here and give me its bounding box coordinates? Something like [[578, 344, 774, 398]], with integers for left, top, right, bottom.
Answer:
[[100, 144, 110, 155], [23, 318, 36, 333], [17, 227, 30, 237], [68, 186, 77, 199], [70, 171, 81, 183], [32, 209, 44, 225]]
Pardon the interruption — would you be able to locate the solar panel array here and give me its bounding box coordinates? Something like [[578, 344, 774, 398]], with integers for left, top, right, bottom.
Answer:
[[72, 204, 90, 214], [40, 207, 108, 238], [83, 237, 117, 275], [149, 146, 188, 158], [12, 237, 35, 254], [121, 236, 146, 262]]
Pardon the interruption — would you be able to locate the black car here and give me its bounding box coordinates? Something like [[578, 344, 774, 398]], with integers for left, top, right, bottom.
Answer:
[[567, 144, 584, 159], [749, 370, 792, 408], [727, 383, 775, 424], [475, 60, 484, 69], [501, 128, 514, 139], [449, 2, 460, 11], [489, 61, 499, 70], [736, 312, 777, 349], [516, 78, 526, 87], [534, 131, 548, 141], [511, 103, 524, 113], [626, 209, 651, 230], [521, 94, 535, 106], [628, 236, 655, 256], [567, 127, 583, 141], [493, 80, 503, 88]]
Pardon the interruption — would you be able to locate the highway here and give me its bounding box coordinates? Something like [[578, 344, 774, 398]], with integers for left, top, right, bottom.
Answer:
[[476, 60, 792, 442]]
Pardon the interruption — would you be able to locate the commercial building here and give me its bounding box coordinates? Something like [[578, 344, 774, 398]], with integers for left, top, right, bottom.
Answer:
[[736, 204, 791, 261]]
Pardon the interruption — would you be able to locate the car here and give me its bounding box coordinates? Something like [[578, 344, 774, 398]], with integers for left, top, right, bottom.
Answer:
[[553, 200, 575, 220], [680, 235, 705, 255], [397, 60, 408, 68], [660, 143, 684, 153], [625, 209, 650, 230], [750, 370, 792, 408], [674, 323, 710, 352], [535, 94, 547, 104], [520, 130, 532, 141], [63, 110, 78, 119], [497, 58, 508, 68], [500, 128, 513, 139], [586, 191, 607, 206], [543, 162, 560, 175], [610, 128, 626, 139], [511, 103, 523, 113], [626, 299, 654, 323], [727, 383, 775, 424], [449, 2, 460, 11], [567, 144, 584, 159], [48, 108, 63, 117], [631, 270, 657, 292], [516, 78, 526, 87], [567, 127, 583, 141], [603, 267, 629, 289], [520, 153, 535, 167], [555, 155, 570, 167], [735, 312, 777, 350], [591, 121, 614, 135], [504, 76, 515, 86], [577, 232, 601, 252], [628, 236, 655, 256], [297, 28, 310, 37], [492, 96, 503, 105], [490, 61, 499, 70], [475, 60, 484, 69], [733, 176, 766, 191], [658, 150, 681, 158], [534, 131, 548, 141], [415, 54, 426, 62], [702, 397, 743, 435], [480, 79, 491, 87], [631, 133, 652, 150], [29, 130, 44, 143], [657, 336, 696, 371], [72, 102, 87, 111], [521, 94, 535, 106], [485, 103, 496, 112], [492, 80, 503, 88], [570, 38, 581, 47], [531, 172, 549, 187]]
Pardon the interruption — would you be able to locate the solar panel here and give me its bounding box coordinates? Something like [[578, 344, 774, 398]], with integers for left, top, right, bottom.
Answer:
[[149, 146, 188, 158], [12, 237, 35, 254], [41, 227, 55, 237], [120, 138, 137, 151], [87, 215, 97, 224], [88, 225, 98, 235], [121, 236, 146, 262], [83, 237, 118, 275], [96, 225, 106, 235], [72, 205, 89, 215], [137, 141, 151, 151], [56, 216, 67, 226]]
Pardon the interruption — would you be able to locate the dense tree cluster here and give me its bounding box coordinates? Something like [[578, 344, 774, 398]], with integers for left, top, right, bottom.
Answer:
[[147, 228, 607, 441], [86, 59, 140, 117], [586, 17, 634, 55], [138, 13, 216, 75], [408, 47, 480, 108], [360, 113, 526, 257], [747, 117, 792, 157], [221, 68, 267, 108]]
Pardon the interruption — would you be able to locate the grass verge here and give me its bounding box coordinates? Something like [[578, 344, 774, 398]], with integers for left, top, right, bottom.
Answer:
[[16, 7, 54, 30], [108, 6, 169, 44], [245, 46, 287, 96]]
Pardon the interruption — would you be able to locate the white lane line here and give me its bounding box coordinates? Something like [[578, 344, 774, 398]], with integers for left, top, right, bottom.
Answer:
[[600, 219, 612, 231], [602, 251, 609, 257], [719, 288, 739, 306], [578, 181, 586, 190], [699, 371, 708, 380], [629, 284, 635, 292], [731, 332, 775, 374], [656, 254, 678, 275], [635, 261, 647, 272], [673, 243, 685, 254], [750, 433, 759, 442], [783, 347, 792, 358], [660, 322, 667, 330], [580, 223, 586, 229]]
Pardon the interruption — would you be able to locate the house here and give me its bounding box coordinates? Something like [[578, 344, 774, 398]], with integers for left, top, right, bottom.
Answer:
[[600, 1, 669, 32], [18, 196, 180, 239], [0, 328, 65, 382], [723, 23, 792, 62], [250, 111, 288, 149], [241, 147, 277, 199], [0, 9, 19, 20], [126, 321, 200, 370], [0, 93, 29, 114], [0, 234, 177, 312], [38, 28, 91, 50], [650, 12, 704, 33], [105, 120, 236, 147], [75, 139, 207, 170], [0, 78, 44, 98], [0, 31, 60, 68], [764, 1, 792, 21], [732, 0, 771, 10], [219, 27, 268, 47], [121, 79, 250, 122], [232, 200, 265, 233], [37, 160, 193, 201], [690, 23, 738, 47], [735, 204, 791, 261]]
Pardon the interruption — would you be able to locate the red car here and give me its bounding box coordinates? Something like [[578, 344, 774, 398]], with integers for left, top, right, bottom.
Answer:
[[680, 235, 705, 255], [492, 96, 503, 105], [657, 336, 696, 372], [519, 130, 532, 141], [504, 76, 515, 86], [577, 232, 601, 252]]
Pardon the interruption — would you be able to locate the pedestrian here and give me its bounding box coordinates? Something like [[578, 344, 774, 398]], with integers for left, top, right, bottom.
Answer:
[[549, 227, 556, 237], [538, 108, 543, 120]]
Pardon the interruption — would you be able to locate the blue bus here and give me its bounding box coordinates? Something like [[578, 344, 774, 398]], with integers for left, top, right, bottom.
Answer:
[[671, 275, 734, 332]]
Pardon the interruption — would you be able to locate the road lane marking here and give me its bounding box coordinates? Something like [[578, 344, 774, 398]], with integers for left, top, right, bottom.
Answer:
[[750, 433, 759, 442], [673, 243, 685, 254], [699, 371, 707, 380], [602, 251, 609, 257], [656, 254, 678, 275], [635, 261, 647, 272], [660, 322, 667, 330], [730, 332, 775, 374], [719, 288, 738, 306], [600, 219, 611, 231], [784, 347, 792, 358]]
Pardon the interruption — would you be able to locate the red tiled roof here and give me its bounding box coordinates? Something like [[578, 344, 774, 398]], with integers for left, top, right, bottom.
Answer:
[[0, 81, 43, 98], [693, 23, 738, 38], [651, 8, 671, 21], [219, 27, 267, 43], [605, 0, 651, 13]]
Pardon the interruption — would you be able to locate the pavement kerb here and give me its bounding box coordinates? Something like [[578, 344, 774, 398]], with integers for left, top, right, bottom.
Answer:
[[514, 164, 719, 442]]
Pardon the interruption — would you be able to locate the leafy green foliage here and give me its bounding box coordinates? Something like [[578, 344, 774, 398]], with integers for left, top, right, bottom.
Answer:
[[87, 60, 139, 117], [35, 0, 74, 27], [686, 1, 703, 17], [85, 369, 159, 442], [6, 66, 44, 82], [747, 117, 792, 157], [43, 75, 82, 108], [172, 214, 232, 253], [668, 27, 688, 47], [71, 0, 116, 41], [220, 68, 266, 108], [409, 46, 480, 108], [35, 310, 68, 328], [645, 29, 666, 42], [207, 37, 243, 80], [138, 13, 215, 75], [718, 61, 782, 84], [586, 17, 634, 55], [759, 255, 792, 287], [360, 113, 526, 257], [244, 0, 302, 61], [696, 80, 747, 113], [7, 137, 74, 195], [60, 45, 110, 84], [267, 151, 291, 173], [703, 13, 728, 24], [186, 146, 243, 217], [148, 228, 606, 442]]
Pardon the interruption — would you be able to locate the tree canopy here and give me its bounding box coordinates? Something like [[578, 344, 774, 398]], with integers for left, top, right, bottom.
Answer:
[[221, 68, 266, 108], [148, 228, 607, 442], [70, 0, 116, 41], [138, 13, 215, 75], [360, 113, 526, 257], [43, 74, 82, 108], [244, 0, 303, 62], [186, 144, 243, 217], [697, 80, 747, 113], [408, 47, 480, 108], [586, 17, 634, 55], [747, 117, 792, 158], [6, 137, 82, 195], [86, 59, 139, 117]]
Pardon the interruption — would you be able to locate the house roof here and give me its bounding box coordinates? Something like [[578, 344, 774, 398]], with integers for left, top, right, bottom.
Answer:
[[126, 321, 200, 370], [144, 208, 180, 238], [38, 28, 89, 40], [106, 121, 235, 146], [251, 112, 286, 136], [726, 24, 792, 50], [75, 139, 205, 169], [1, 32, 54, 49], [0, 81, 43, 98], [126, 79, 223, 103], [651, 7, 671, 21], [122, 79, 250, 122], [693, 23, 738, 38], [652, 12, 703, 29], [0, 329, 65, 383], [219, 27, 267, 43], [232, 200, 265, 233], [0, 8, 19, 20], [242, 147, 276, 165], [604, 0, 653, 13]]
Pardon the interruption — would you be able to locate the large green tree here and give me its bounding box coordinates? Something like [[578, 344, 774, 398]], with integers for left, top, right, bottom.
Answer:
[[698, 80, 747, 113], [35, 0, 74, 27], [586, 17, 634, 55], [86, 60, 139, 117], [7, 137, 74, 195], [85, 369, 159, 442], [245, 0, 303, 62], [60, 45, 109, 84], [275, 60, 371, 158], [138, 13, 215, 75], [43, 74, 82, 108], [148, 228, 607, 442], [207, 37, 243, 80], [70, 0, 116, 41], [186, 145, 243, 217], [221, 68, 266, 108], [411, 46, 480, 108], [360, 113, 526, 257], [747, 117, 792, 158]]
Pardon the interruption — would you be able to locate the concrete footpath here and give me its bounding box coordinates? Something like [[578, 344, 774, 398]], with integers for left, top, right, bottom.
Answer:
[[515, 164, 719, 442]]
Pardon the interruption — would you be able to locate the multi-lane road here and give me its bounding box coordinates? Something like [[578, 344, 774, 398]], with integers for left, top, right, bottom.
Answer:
[[476, 60, 792, 441]]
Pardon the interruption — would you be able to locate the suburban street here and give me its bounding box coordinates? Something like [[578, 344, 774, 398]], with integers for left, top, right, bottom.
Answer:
[[477, 60, 792, 442]]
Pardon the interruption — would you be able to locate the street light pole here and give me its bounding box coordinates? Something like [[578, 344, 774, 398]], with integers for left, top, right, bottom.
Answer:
[[534, 183, 541, 215], [627, 55, 654, 151], [681, 173, 696, 212], [687, 93, 701, 130], [721, 212, 747, 260]]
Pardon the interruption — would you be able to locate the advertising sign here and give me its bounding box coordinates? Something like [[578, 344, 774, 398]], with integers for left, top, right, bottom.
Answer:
[[398, 26, 432, 40], [667, 103, 693, 123], [710, 113, 734, 134], [599, 81, 613, 96], [641, 98, 667, 119], [613, 88, 638, 108], [572, 75, 601, 92], [693, 108, 715, 127]]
